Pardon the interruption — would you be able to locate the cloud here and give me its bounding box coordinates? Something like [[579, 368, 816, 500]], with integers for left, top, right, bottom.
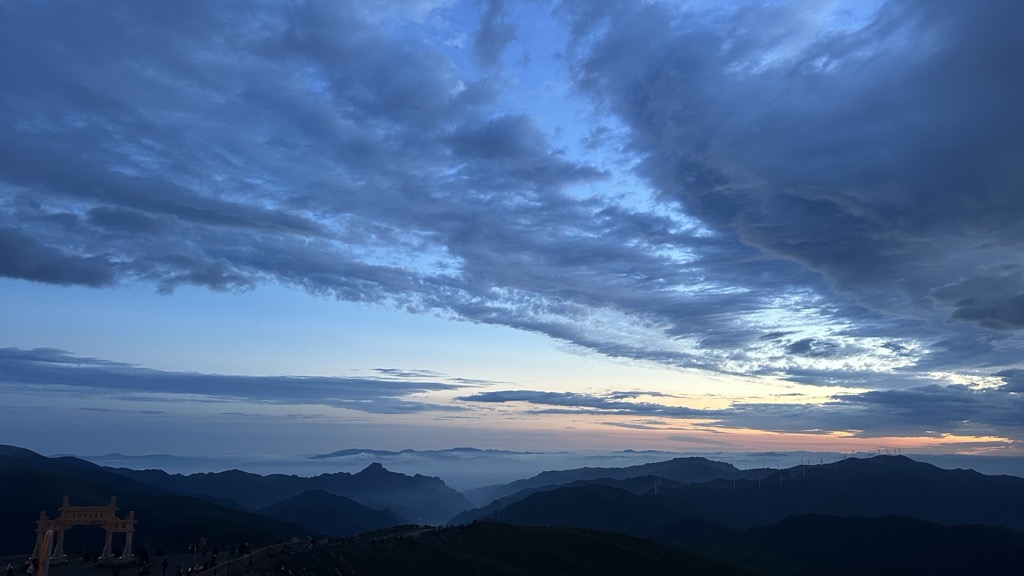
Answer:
[[655, 7, 1016, 287], [786, 338, 840, 358], [0, 347, 465, 414], [663, 434, 736, 448], [1, 0, 1022, 399], [932, 272, 1024, 330], [996, 370, 1024, 393], [459, 389, 712, 418], [373, 368, 446, 379], [459, 381, 1024, 442], [473, 0, 517, 67], [86, 207, 167, 236], [561, 1, 1024, 365], [601, 421, 664, 431], [0, 227, 116, 287]]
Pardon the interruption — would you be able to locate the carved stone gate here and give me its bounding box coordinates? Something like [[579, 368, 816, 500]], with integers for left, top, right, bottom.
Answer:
[[33, 497, 136, 562]]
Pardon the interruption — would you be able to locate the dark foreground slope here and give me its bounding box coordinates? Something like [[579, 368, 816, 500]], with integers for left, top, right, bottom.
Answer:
[[0, 447, 313, 555], [240, 519, 1024, 576], [253, 523, 749, 576], [731, 514, 1024, 576]]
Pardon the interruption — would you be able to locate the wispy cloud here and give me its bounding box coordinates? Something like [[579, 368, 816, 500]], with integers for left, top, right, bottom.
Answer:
[[459, 379, 1024, 441], [459, 389, 710, 417], [0, 347, 466, 414]]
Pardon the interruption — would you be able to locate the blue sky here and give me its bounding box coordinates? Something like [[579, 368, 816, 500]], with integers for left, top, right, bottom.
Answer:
[[2, 0, 1023, 459]]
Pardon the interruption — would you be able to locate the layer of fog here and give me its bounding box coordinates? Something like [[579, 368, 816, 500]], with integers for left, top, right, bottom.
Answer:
[[73, 449, 1024, 491]]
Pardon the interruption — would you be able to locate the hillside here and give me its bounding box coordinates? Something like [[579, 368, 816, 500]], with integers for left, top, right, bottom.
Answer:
[[455, 455, 1024, 532], [8, 445, 1024, 574], [452, 474, 691, 524], [268, 522, 749, 576], [465, 456, 771, 505], [0, 446, 319, 555], [213, 518, 1024, 576], [731, 514, 1024, 576], [110, 462, 470, 524], [257, 490, 403, 536]]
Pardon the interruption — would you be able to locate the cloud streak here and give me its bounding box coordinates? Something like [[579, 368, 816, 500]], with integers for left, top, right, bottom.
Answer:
[[460, 379, 1024, 441], [0, 347, 464, 414]]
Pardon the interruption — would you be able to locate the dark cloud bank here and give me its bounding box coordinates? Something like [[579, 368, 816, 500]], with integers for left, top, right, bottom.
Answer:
[[2, 1, 1023, 440]]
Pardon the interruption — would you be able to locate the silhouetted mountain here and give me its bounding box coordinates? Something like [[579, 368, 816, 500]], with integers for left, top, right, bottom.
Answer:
[[308, 446, 533, 460], [343, 462, 470, 524], [108, 467, 306, 509], [110, 461, 470, 524], [0, 444, 171, 497], [452, 475, 690, 524], [455, 456, 1024, 533], [0, 448, 312, 555], [476, 484, 666, 535], [465, 456, 771, 505], [308, 448, 406, 459], [257, 490, 402, 536], [458, 486, 1024, 574], [0, 445, 50, 459]]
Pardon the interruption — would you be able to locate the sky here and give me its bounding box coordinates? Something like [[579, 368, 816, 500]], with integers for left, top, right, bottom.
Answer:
[[2, 0, 1023, 463]]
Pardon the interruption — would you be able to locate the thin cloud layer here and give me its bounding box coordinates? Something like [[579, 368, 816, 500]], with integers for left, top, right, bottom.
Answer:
[[460, 380, 1024, 441], [1, 0, 1023, 447], [0, 347, 462, 414]]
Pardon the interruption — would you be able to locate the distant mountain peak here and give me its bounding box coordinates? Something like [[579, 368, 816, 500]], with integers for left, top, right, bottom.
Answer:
[[307, 447, 542, 460], [308, 448, 405, 459]]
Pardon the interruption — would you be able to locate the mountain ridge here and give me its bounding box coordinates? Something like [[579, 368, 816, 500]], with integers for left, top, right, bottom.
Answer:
[[256, 489, 403, 536], [107, 459, 470, 524], [0, 461, 310, 555], [464, 456, 774, 506], [455, 455, 1024, 533], [308, 446, 544, 459]]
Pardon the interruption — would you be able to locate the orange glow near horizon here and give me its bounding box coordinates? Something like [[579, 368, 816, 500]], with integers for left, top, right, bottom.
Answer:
[[563, 416, 1020, 455]]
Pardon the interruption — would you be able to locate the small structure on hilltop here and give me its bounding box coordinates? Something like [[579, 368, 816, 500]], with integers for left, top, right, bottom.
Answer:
[[32, 497, 136, 564]]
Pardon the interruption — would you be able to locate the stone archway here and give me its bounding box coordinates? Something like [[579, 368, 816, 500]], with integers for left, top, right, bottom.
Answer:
[[33, 497, 136, 563]]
